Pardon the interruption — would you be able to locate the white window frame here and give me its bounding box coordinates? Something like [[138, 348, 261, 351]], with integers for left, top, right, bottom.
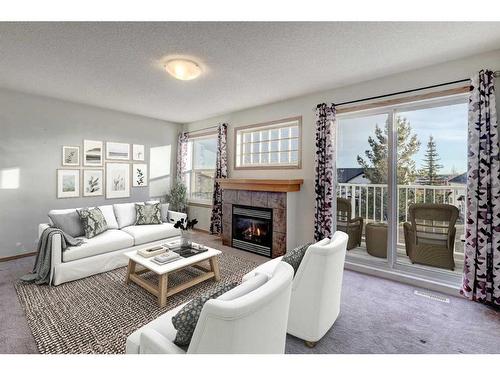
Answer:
[[234, 116, 302, 170], [184, 132, 217, 206]]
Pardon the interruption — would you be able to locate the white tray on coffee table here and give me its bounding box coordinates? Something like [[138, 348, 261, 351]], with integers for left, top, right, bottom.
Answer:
[[125, 244, 222, 307]]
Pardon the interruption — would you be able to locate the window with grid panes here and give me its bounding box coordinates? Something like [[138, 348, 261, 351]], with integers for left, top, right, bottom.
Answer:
[[235, 117, 301, 169]]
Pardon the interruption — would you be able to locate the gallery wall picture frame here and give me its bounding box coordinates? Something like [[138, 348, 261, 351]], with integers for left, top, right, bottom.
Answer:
[[83, 169, 104, 197], [83, 139, 103, 166], [132, 144, 145, 161], [132, 163, 148, 187], [57, 169, 80, 198], [106, 162, 130, 199], [62, 146, 80, 167], [106, 142, 130, 160]]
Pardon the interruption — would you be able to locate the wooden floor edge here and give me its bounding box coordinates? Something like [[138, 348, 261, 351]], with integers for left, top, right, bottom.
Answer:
[[0, 251, 36, 262]]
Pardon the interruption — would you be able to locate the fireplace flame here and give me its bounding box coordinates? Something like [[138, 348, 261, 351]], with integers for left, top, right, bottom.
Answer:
[[243, 223, 264, 240]]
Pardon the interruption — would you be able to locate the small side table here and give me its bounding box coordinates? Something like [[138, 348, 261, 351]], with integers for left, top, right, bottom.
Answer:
[[365, 222, 388, 258]]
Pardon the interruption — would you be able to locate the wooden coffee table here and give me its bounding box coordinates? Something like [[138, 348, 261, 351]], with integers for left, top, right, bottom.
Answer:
[[125, 244, 222, 307]]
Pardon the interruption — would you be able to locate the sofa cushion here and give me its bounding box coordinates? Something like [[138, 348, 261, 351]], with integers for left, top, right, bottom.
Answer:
[[97, 205, 119, 230], [63, 229, 134, 262], [172, 283, 237, 347], [48, 210, 84, 237], [113, 203, 137, 229], [218, 273, 268, 301], [77, 207, 108, 239], [121, 223, 180, 245], [135, 203, 162, 225]]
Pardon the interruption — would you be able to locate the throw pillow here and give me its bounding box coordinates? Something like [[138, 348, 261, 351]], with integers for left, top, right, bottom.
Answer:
[[113, 203, 136, 228], [172, 282, 237, 347], [160, 203, 170, 222], [135, 203, 162, 225], [77, 207, 108, 239], [281, 242, 313, 276], [97, 205, 119, 229], [48, 210, 85, 237]]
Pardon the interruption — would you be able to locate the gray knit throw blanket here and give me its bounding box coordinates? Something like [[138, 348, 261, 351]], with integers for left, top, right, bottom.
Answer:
[[21, 227, 84, 285]]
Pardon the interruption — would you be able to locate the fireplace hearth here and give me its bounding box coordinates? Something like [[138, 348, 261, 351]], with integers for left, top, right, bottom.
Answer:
[[232, 205, 273, 257]]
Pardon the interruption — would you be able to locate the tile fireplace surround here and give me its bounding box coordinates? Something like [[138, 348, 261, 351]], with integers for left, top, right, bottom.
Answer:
[[218, 179, 303, 258]]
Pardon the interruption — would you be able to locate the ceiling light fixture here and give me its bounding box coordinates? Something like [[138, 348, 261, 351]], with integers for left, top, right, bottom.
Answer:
[[164, 59, 202, 81]]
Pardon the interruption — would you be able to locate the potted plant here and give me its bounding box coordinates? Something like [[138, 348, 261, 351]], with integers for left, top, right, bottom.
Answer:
[[173, 217, 199, 248], [165, 180, 187, 213]]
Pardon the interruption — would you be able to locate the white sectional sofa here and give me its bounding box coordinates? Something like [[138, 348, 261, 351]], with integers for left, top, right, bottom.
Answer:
[[40, 202, 186, 286]]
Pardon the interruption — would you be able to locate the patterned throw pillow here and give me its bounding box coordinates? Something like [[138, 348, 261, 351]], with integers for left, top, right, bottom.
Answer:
[[135, 203, 162, 225], [77, 207, 108, 239], [172, 282, 237, 348], [281, 242, 313, 276]]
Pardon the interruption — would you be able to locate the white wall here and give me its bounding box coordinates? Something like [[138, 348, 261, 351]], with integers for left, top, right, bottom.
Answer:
[[184, 49, 500, 244], [0, 88, 181, 257]]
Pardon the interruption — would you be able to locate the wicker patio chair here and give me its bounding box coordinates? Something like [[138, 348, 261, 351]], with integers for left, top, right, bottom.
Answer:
[[337, 198, 363, 250], [403, 203, 459, 270]]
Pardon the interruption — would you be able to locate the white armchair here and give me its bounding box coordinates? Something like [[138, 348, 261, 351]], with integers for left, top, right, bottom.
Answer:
[[126, 261, 294, 354], [242, 231, 348, 347]]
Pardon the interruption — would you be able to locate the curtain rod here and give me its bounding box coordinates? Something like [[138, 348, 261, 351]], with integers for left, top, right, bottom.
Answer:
[[334, 78, 470, 107], [185, 125, 219, 135], [315, 70, 500, 110]]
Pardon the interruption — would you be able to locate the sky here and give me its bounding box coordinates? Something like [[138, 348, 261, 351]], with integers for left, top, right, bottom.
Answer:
[[337, 102, 468, 175]]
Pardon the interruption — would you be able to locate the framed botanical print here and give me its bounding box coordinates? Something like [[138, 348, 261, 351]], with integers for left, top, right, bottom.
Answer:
[[106, 142, 130, 160], [57, 169, 80, 198], [62, 146, 80, 166], [106, 162, 130, 199], [83, 169, 104, 197], [83, 140, 103, 166], [133, 144, 145, 161], [132, 163, 148, 187]]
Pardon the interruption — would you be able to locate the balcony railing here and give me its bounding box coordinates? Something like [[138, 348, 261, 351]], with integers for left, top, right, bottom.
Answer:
[[337, 182, 466, 255]]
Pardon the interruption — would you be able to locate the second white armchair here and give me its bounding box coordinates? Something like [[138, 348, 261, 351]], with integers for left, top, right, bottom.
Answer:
[[243, 231, 348, 347]]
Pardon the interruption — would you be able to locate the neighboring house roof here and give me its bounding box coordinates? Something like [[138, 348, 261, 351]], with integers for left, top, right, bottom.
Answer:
[[337, 168, 365, 183], [448, 172, 467, 184]]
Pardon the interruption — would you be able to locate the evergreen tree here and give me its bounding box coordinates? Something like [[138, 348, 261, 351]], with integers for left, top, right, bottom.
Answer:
[[420, 135, 443, 185], [357, 116, 420, 184]]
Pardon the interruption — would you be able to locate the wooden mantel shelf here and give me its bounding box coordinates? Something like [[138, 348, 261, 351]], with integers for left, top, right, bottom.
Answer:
[[216, 178, 303, 192]]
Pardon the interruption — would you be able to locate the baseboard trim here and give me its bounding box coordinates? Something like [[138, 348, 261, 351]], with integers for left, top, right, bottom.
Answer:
[[193, 228, 211, 234], [0, 251, 36, 262]]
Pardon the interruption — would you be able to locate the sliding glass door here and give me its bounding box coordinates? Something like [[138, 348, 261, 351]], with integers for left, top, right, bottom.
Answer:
[[336, 93, 468, 283], [337, 111, 391, 265]]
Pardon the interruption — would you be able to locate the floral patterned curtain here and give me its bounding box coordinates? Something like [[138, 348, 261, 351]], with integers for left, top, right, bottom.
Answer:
[[461, 69, 500, 307], [210, 123, 228, 235], [314, 103, 337, 241], [176, 132, 188, 183]]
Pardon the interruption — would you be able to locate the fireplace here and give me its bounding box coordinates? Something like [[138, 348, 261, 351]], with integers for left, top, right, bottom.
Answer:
[[232, 205, 273, 257]]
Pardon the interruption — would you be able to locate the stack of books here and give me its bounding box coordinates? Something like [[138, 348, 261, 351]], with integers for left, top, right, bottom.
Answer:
[[151, 251, 181, 265]]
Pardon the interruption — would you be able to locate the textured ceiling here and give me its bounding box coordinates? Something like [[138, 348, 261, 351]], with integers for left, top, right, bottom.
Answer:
[[1, 22, 500, 123]]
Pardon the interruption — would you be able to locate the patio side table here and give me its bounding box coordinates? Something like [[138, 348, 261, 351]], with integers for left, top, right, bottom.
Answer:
[[365, 222, 388, 258]]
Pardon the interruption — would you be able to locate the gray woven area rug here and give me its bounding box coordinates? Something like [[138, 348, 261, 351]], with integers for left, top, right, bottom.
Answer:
[[15, 252, 257, 354]]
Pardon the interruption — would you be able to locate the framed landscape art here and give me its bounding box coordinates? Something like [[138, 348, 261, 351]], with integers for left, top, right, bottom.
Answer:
[[83, 140, 103, 166], [133, 144, 145, 161], [106, 162, 130, 198], [62, 146, 80, 166], [83, 169, 104, 197], [106, 142, 130, 160], [132, 163, 148, 187], [57, 169, 80, 198]]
